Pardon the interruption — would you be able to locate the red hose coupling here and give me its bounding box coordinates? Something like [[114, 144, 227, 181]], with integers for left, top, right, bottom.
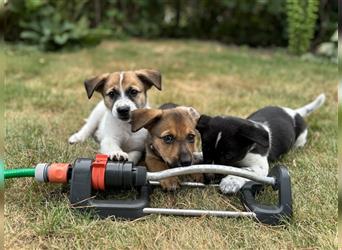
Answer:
[[91, 154, 108, 191]]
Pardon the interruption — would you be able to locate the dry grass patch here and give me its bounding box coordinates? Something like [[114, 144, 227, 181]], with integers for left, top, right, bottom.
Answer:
[[4, 39, 337, 249]]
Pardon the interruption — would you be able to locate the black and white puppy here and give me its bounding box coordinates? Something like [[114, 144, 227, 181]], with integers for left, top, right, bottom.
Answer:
[[196, 94, 325, 194]]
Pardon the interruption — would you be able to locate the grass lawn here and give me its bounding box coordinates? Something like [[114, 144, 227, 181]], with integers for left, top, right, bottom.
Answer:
[[3, 39, 337, 249]]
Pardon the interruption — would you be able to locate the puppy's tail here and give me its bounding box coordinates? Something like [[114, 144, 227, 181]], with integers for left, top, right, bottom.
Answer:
[[295, 93, 326, 117]]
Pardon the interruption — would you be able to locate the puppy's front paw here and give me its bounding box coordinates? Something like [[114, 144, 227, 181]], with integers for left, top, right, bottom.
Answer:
[[160, 177, 180, 191], [68, 132, 85, 144], [219, 176, 247, 194], [109, 151, 129, 161]]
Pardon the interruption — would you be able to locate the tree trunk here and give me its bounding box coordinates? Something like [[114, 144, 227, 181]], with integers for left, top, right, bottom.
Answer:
[[94, 0, 101, 27], [174, 0, 181, 28]]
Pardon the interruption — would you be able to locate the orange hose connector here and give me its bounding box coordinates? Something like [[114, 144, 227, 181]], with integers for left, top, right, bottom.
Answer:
[[47, 163, 70, 183]]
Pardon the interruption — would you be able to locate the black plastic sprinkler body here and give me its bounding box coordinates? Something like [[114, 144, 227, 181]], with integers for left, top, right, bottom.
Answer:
[[4, 154, 292, 225]]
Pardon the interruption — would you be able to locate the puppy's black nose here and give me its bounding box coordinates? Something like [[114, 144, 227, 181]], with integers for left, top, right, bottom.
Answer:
[[180, 160, 192, 167], [117, 106, 130, 116]]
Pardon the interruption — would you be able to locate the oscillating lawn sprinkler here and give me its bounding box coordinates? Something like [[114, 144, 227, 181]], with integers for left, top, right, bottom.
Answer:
[[4, 154, 292, 225]]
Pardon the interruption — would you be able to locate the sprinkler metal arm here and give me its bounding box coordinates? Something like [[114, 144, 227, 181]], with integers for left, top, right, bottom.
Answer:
[[146, 164, 276, 186], [143, 208, 256, 217]]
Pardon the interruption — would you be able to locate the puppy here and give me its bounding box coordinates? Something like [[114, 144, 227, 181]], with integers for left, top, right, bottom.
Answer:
[[196, 94, 325, 194], [68, 69, 162, 164], [131, 104, 203, 191]]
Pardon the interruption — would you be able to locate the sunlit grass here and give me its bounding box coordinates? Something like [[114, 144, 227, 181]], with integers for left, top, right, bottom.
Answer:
[[4, 39, 337, 249]]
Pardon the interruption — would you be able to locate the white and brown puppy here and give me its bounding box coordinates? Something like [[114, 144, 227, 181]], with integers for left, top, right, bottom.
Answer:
[[68, 69, 162, 164]]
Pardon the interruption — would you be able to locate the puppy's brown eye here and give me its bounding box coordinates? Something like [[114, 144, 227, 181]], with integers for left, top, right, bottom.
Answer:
[[107, 90, 118, 98], [162, 135, 175, 144], [187, 134, 195, 143], [128, 88, 139, 97]]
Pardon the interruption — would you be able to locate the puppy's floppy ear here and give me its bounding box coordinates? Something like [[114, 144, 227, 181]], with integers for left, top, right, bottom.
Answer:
[[179, 106, 200, 123], [84, 73, 109, 99], [187, 107, 200, 122], [130, 108, 163, 132], [238, 122, 269, 148], [196, 114, 212, 132], [135, 69, 162, 90]]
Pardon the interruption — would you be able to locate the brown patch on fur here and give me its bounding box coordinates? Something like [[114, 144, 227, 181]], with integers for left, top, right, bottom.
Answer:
[[143, 154, 181, 191], [131, 109, 163, 132], [84, 73, 110, 99], [131, 106, 203, 191], [83, 69, 161, 110]]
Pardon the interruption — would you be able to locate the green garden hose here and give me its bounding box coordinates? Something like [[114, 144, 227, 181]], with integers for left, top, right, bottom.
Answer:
[[4, 168, 35, 179], [0, 159, 36, 180], [0, 160, 3, 186]]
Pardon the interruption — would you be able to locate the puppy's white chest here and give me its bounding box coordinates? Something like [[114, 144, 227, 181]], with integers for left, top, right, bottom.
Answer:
[[236, 153, 268, 169], [97, 111, 147, 151]]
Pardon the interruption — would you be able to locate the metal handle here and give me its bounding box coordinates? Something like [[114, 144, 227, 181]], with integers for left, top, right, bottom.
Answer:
[[149, 181, 219, 187], [240, 165, 292, 225], [146, 164, 276, 185]]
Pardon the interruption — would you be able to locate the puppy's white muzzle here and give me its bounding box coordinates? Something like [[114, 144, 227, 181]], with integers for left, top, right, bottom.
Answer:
[[112, 97, 137, 121]]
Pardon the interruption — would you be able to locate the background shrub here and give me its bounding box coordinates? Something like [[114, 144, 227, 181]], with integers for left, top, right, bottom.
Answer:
[[3, 0, 111, 50], [162, 0, 287, 47], [286, 0, 320, 55], [1, 0, 337, 52]]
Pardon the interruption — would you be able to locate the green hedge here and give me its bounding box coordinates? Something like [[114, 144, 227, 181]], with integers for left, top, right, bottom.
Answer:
[[2, 0, 337, 52]]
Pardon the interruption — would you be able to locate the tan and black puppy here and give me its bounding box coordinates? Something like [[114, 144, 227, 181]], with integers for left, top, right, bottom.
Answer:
[[131, 103, 203, 191], [69, 69, 162, 164]]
